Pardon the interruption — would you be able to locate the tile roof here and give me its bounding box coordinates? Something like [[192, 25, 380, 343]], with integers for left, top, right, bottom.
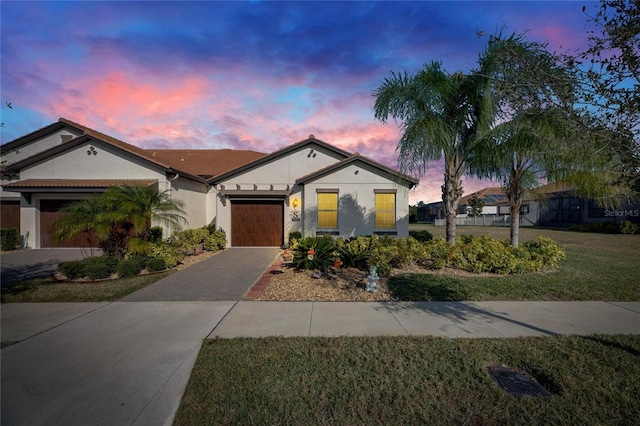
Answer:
[[2, 179, 157, 189], [57, 118, 153, 160], [459, 187, 508, 205], [144, 149, 266, 178], [58, 118, 266, 179]]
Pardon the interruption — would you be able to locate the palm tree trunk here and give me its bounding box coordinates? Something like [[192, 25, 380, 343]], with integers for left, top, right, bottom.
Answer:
[[510, 204, 520, 248], [442, 157, 464, 245]]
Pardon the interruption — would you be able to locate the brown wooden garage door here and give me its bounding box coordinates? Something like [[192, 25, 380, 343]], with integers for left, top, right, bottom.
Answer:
[[231, 200, 283, 246], [40, 200, 100, 248], [1, 200, 20, 231]]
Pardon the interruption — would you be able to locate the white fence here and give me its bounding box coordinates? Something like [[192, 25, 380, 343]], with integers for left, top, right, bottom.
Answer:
[[434, 215, 512, 227]]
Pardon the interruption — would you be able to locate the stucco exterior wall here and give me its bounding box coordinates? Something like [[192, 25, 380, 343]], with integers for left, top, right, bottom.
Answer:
[[213, 143, 347, 246], [1, 129, 79, 167], [13, 141, 210, 246], [2, 130, 80, 201], [300, 162, 411, 238], [169, 176, 210, 235], [222, 144, 345, 185], [20, 142, 163, 181]]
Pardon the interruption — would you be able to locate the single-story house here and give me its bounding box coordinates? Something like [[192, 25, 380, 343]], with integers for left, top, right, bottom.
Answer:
[[422, 182, 639, 227], [1, 119, 418, 248]]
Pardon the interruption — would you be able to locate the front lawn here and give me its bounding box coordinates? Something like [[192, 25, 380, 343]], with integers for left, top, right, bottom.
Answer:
[[1, 271, 174, 303], [176, 335, 640, 425], [389, 225, 640, 301]]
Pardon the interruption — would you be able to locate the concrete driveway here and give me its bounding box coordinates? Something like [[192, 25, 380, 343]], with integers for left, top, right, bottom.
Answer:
[[1, 247, 279, 425], [1, 248, 99, 286], [1, 301, 235, 425]]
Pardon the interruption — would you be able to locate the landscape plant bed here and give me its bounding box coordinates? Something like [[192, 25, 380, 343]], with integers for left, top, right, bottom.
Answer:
[[176, 334, 640, 425], [257, 266, 391, 301], [259, 226, 640, 302]]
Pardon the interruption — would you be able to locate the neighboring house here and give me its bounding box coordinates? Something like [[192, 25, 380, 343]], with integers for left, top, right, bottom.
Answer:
[[424, 182, 639, 228], [536, 182, 640, 226], [1, 120, 417, 248]]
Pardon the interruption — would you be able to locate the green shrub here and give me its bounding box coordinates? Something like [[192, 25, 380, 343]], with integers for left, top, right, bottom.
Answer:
[[409, 230, 433, 242], [202, 223, 218, 235], [337, 235, 376, 268], [587, 222, 620, 234], [449, 235, 517, 274], [148, 242, 184, 269], [568, 224, 588, 232], [520, 236, 566, 270], [148, 226, 163, 243], [83, 256, 115, 280], [127, 238, 152, 257], [439, 235, 566, 274], [288, 231, 302, 246], [146, 257, 167, 272], [292, 236, 337, 271], [116, 257, 146, 278], [620, 220, 639, 235], [58, 260, 86, 280], [422, 237, 450, 269], [0, 228, 18, 251], [203, 230, 226, 251], [173, 228, 210, 251]]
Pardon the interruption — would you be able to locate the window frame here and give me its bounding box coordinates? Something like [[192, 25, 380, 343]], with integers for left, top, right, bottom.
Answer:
[[316, 189, 339, 229], [374, 189, 396, 229]]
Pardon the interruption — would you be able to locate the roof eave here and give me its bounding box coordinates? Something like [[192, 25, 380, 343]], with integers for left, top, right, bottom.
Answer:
[[209, 137, 351, 184]]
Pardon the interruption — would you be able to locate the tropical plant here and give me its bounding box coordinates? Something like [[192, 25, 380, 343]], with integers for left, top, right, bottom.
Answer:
[[291, 236, 337, 271], [475, 30, 627, 246], [101, 184, 187, 241], [54, 195, 130, 257], [337, 236, 376, 268], [374, 61, 493, 244], [579, 1, 639, 193]]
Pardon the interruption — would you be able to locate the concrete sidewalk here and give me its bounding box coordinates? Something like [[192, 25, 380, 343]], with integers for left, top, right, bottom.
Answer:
[[2, 300, 639, 426], [211, 300, 640, 338], [1, 301, 235, 426]]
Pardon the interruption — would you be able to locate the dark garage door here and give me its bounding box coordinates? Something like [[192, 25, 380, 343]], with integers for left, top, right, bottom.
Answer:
[[231, 200, 283, 247], [40, 200, 100, 248], [1, 200, 20, 232]]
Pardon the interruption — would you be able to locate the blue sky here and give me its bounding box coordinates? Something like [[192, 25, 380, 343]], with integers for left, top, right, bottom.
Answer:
[[0, 1, 598, 202]]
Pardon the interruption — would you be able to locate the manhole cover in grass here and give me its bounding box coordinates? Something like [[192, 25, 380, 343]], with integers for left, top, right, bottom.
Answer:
[[487, 365, 550, 397]]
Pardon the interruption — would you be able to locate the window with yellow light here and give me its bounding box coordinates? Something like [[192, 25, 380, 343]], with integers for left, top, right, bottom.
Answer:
[[317, 192, 338, 228], [375, 192, 396, 228]]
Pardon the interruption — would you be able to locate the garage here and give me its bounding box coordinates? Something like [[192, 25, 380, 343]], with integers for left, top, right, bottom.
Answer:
[[40, 200, 99, 248], [1, 200, 20, 232], [231, 200, 283, 247]]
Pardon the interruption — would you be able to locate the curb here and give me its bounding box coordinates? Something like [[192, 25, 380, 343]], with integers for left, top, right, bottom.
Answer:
[[244, 260, 284, 300]]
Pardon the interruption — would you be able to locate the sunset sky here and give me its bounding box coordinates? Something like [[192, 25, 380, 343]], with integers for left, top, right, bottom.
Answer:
[[1, 1, 598, 203]]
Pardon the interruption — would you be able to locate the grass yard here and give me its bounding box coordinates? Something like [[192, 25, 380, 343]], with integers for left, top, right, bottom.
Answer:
[[176, 335, 640, 425], [391, 225, 640, 301], [0, 271, 174, 303]]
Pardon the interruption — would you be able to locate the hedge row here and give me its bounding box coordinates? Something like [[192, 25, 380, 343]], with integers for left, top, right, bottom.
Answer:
[[289, 234, 565, 276], [58, 255, 169, 281]]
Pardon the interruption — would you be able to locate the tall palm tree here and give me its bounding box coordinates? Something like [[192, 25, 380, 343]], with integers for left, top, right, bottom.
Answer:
[[374, 61, 492, 244], [102, 184, 187, 241], [475, 31, 627, 247]]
